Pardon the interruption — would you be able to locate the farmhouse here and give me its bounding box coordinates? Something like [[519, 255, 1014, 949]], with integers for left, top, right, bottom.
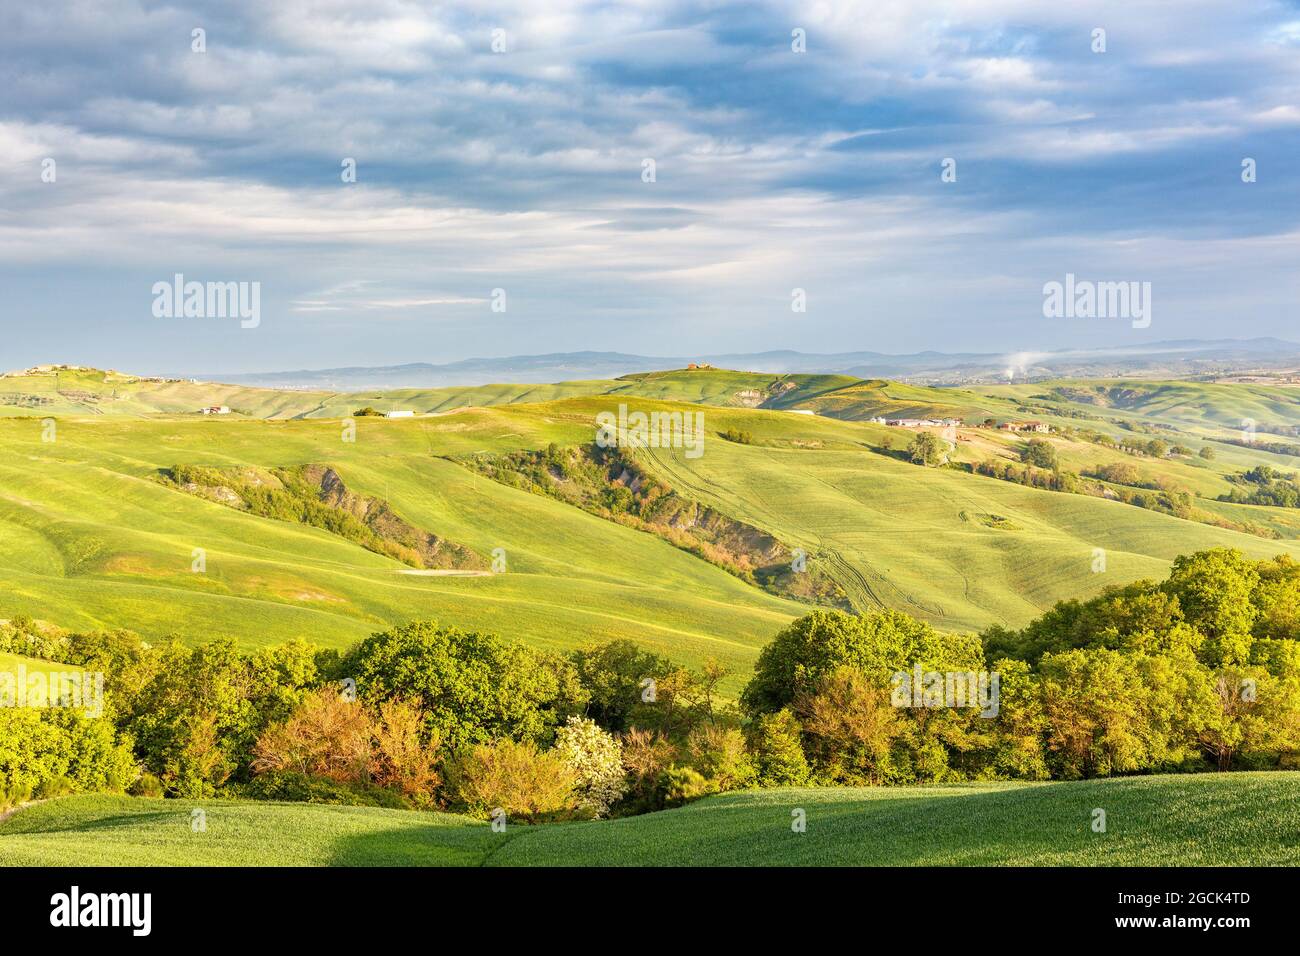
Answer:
[[999, 420, 1049, 433], [384, 410, 415, 419], [877, 417, 963, 428], [200, 405, 230, 415]]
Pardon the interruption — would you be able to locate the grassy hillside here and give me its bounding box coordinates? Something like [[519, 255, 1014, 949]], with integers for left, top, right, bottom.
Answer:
[[3, 389, 1299, 670], [4, 772, 1296, 866], [624, 403, 1300, 631], [0, 406, 803, 691]]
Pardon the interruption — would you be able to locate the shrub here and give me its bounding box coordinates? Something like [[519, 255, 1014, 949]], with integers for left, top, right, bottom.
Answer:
[[32, 774, 75, 799], [129, 773, 165, 798], [251, 689, 372, 783], [369, 698, 442, 808], [661, 765, 712, 805], [619, 728, 677, 812], [553, 716, 626, 817], [793, 667, 897, 785], [746, 709, 810, 787], [444, 739, 580, 822], [0, 707, 135, 797], [238, 770, 409, 809], [685, 724, 755, 792], [0, 783, 32, 813]]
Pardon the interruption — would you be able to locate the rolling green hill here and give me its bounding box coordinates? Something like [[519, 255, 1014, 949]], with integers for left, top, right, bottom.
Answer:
[[3, 386, 1300, 680], [3, 772, 1296, 866]]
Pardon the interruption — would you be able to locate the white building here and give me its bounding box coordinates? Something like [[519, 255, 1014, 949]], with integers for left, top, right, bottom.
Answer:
[[385, 410, 415, 419], [201, 405, 230, 415]]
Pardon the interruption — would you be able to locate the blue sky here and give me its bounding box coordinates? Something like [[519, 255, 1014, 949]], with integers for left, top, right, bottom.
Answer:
[[2, 0, 1299, 374]]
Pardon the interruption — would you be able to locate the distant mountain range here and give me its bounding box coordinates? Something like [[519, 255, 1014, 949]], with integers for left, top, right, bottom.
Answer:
[[197, 338, 1300, 389]]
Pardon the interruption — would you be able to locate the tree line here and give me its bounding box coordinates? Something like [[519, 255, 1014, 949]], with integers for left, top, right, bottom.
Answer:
[[3, 548, 1298, 817]]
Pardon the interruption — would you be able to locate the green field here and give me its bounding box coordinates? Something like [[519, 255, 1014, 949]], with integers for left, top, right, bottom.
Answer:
[[3, 773, 1296, 866], [3, 367, 1300, 689]]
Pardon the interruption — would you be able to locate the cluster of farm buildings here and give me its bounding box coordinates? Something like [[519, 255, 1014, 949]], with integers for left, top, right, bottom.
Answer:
[[870, 416, 1051, 433]]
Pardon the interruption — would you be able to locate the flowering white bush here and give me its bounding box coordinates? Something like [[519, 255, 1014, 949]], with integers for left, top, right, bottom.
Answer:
[[553, 716, 626, 816]]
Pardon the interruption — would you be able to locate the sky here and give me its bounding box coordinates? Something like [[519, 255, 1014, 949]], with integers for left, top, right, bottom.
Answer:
[[2, 0, 1299, 375]]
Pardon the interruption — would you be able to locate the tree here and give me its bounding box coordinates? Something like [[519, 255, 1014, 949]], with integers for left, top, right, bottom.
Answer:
[[345, 621, 586, 748], [553, 716, 626, 816], [746, 709, 810, 787], [1038, 649, 1150, 778], [908, 431, 946, 467], [741, 609, 981, 715], [250, 688, 372, 782], [793, 667, 897, 784], [1021, 438, 1058, 470], [1253, 555, 1300, 641], [1162, 550, 1259, 667], [569, 640, 672, 733], [1199, 446, 1215, 461], [444, 739, 579, 822]]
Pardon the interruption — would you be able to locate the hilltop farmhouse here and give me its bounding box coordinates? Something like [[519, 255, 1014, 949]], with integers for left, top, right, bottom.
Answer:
[[871, 416, 963, 428], [998, 420, 1050, 433]]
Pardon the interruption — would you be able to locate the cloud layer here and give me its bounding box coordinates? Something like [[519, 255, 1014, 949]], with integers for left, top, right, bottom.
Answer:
[[3, 0, 1298, 372]]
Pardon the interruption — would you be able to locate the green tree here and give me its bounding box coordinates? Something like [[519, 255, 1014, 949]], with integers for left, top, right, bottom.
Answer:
[[569, 640, 673, 733], [746, 709, 810, 786], [345, 621, 586, 749], [908, 431, 946, 467], [1162, 549, 1259, 667], [741, 609, 981, 715], [1021, 438, 1058, 470]]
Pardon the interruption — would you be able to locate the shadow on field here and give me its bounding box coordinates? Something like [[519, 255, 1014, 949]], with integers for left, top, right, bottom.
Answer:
[[327, 820, 501, 866], [444, 779, 1202, 867]]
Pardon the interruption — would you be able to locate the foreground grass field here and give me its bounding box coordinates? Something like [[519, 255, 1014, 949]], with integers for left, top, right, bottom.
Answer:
[[3, 773, 1296, 866]]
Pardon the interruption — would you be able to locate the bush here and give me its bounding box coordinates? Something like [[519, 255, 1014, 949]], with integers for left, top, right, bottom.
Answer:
[[0, 783, 32, 813], [793, 667, 897, 785], [686, 724, 755, 792], [553, 716, 626, 817], [33, 775, 76, 800], [129, 773, 165, 798], [619, 728, 677, 813], [238, 770, 409, 808], [746, 709, 810, 787], [251, 689, 372, 783], [369, 698, 442, 808], [444, 739, 580, 822], [0, 707, 136, 797], [661, 765, 712, 805]]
